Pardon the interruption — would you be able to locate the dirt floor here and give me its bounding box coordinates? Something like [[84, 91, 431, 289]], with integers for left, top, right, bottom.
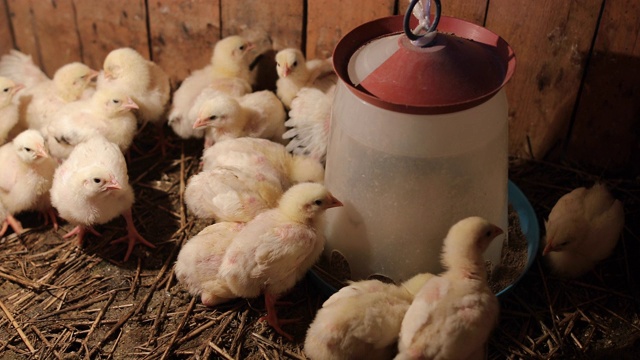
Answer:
[[0, 127, 639, 359]]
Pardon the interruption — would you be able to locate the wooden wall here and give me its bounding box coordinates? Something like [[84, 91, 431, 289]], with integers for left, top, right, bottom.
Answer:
[[0, 0, 637, 174]]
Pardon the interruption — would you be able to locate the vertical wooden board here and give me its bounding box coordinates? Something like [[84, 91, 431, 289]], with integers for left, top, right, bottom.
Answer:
[[484, 0, 602, 159], [148, 0, 220, 85], [6, 0, 82, 76], [72, 0, 148, 71], [220, 0, 302, 51], [0, 0, 14, 54], [567, 0, 640, 173], [398, 0, 488, 25], [6, 0, 38, 65], [307, 0, 395, 59]]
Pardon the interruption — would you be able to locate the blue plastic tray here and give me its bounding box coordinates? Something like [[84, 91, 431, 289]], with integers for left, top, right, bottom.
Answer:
[[309, 180, 540, 298]]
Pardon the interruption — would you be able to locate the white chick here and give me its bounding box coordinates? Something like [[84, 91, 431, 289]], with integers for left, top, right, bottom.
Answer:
[[395, 217, 503, 360], [169, 77, 252, 140], [175, 221, 245, 306], [201, 137, 325, 189], [0, 77, 24, 145], [283, 85, 335, 164], [184, 165, 283, 222], [0, 50, 49, 88], [168, 35, 256, 136], [219, 183, 343, 340], [99, 47, 171, 124], [304, 273, 435, 360], [543, 183, 625, 278], [275, 48, 336, 109], [192, 90, 286, 148], [21, 62, 98, 134], [0, 130, 57, 237], [50, 136, 154, 261], [47, 88, 139, 160]]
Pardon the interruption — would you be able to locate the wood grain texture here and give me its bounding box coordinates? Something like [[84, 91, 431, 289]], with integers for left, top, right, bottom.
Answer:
[[485, 0, 602, 159], [0, 0, 14, 55], [72, 0, 148, 71], [398, 0, 488, 25], [307, 0, 395, 59], [220, 0, 302, 51], [567, 0, 640, 173], [147, 0, 220, 85], [6, 0, 83, 76]]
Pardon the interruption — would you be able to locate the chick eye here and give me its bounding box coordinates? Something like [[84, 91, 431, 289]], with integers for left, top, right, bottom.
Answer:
[[485, 230, 493, 237], [93, 178, 101, 184], [314, 200, 323, 206], [276, 62, 281, 67], [3, 87, 9, 92], [558, 241, 569, 247], [24, 147, 32, 152], [239, 45, 245, 51], [112, 99, 120, 104], [209, 115, 218, 120], [292, 61, 298, 67]]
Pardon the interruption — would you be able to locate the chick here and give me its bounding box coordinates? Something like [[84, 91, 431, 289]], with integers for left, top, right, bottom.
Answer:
[[50, 136, 154, 261], [99, 47, 171, 124], [201, 137, 325, 190], [304, 273, 434, 360], [169, 77, 252, 140], [168, 35, 256, 136], [21, 62, 98, 134], [0, 77, 24, 145], [175, 221, 245, 306], [395, 217, 502, 360], [0, 50, 49, 88], [192, 90, 286, 148], [283, 85, 335, 164], [47, 88, 139, 160], [0, 130, 57, 237], [543, 183, 625, 278], [275, 48, 336, 109], [219, 183, 343, 340], [184, 165, 283, 222]]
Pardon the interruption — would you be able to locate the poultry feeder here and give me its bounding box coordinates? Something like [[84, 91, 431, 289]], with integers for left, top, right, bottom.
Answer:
[[323, 0, 518, 283]]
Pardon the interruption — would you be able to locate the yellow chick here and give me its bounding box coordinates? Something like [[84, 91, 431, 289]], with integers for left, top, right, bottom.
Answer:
[[275, 48, 336, 109], [543, 183, 625, 278]]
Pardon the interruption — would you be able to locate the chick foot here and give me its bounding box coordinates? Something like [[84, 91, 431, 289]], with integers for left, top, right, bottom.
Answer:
[[63, 225, 101, 246], [0, 214, 24, 237], [260, 292, 300, 341], [111, 209, 155, 261]]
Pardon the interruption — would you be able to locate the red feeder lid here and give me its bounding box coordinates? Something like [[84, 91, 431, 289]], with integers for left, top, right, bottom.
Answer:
[[333, 16, 516, 115]]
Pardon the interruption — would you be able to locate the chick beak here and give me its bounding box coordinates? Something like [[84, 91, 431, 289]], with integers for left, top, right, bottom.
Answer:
[[123, 97, 139, 110], [193, 117, 208, 129], [245, 42, 256, 53], [35, 144, 49, 159], [11, 84, 25, 95], [104, 70, 114, 80], [88, 69, 100, 81], [542, 239, 554, 256], [105, 176, 121, 191], [282, 65, 291, 77], [325, 194, 343, 209], [492, 225, 504, 237]]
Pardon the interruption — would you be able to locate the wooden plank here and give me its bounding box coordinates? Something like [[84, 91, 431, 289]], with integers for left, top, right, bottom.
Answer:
[[0, 0, 14, 55], [220, 0, 302, 51], [567, 0, 640, 173], [307, 0, 395, 59], [6, 0, 82, 77], [72, 0, 149, 71], [485, 0, 602, 159], [398, 0, 488, 25], [147, 0, 221, 86]]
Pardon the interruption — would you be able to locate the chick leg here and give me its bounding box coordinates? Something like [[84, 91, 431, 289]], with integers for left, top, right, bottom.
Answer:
[[63, 225, 101, 246], [1, 215, 24, 237], [41, 207, 59, 231], [111, 208, 155, 261], [260, 292, 298, 341]]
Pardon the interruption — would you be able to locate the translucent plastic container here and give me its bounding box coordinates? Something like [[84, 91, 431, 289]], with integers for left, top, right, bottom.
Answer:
[[324, 15, 515, 282]]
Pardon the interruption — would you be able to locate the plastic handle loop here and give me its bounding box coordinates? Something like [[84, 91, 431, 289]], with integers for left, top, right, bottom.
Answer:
[[403, 0, 441, 47]]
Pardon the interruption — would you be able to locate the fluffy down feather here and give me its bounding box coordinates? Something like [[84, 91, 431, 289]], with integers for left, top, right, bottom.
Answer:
[[0, 76, 24, 144]]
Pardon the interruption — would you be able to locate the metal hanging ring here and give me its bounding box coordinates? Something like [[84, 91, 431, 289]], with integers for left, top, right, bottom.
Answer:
[[403, 0, 442, 42]]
